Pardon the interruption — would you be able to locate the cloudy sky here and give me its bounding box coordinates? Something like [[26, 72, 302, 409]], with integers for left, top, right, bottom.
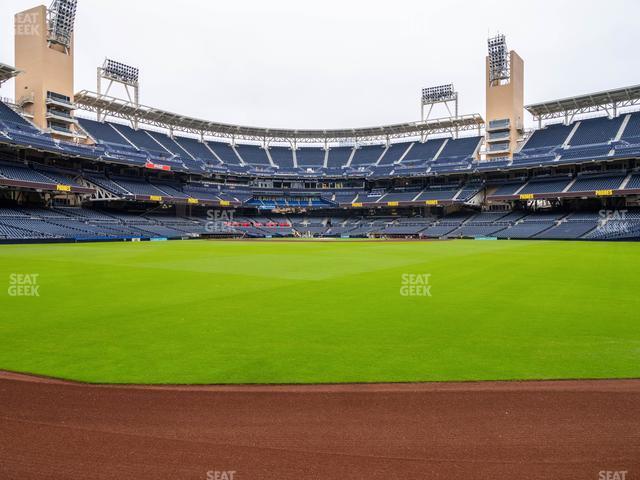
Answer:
[[1, 0, 639, 129]]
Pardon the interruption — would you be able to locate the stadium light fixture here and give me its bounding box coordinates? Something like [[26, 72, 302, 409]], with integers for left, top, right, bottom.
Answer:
[[96, 59, 141, 127], [488, 34, 510, 85], [47, 0, 77, 50], [420, 84, 459, 138], [422, 84, 456, 104], [102, 59, 140, 86]]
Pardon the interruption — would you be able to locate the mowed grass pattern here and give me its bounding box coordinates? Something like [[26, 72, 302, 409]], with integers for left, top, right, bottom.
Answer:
[[0, 239, 638, 384]]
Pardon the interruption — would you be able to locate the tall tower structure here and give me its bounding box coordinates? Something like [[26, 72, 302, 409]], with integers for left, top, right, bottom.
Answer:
[[485, 34, 524, 159], [14, 0, 79, 140]]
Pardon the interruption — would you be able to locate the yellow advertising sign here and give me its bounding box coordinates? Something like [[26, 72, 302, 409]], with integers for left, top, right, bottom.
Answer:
[[595, 189, 613, 197], [220, 200, 231, 207], [56, 184, 71, 192], [387, 201, 399, 207], [425, 200, 439, 206], [187, 198, 199, 205], [351, 202, 363, 208], [149, 195, 163, 202], [519, 193, 534, 200]]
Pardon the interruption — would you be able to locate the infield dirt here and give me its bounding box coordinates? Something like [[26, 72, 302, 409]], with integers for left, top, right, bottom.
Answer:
[[1, 372, 638, 480]]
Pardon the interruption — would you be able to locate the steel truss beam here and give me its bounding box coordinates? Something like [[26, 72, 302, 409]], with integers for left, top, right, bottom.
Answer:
[[0, 62, 20, 87], [74, 90, 484, 144], [526, 84, 640, 122]]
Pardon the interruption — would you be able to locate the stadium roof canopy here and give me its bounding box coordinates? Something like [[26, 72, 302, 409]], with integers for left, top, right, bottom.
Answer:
[[74, 90, 484, 144], [526, 84, 640, 121], [0, 62, 20, 86]]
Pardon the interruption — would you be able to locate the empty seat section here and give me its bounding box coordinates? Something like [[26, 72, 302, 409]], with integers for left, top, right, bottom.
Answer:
[[496, 223, 554, 239], [326, 147, 353, 168], [208, 142, 242, 165], [535, 222, 596, 239], [235, 145, 270, 166], [569, 116, 624, 146], [490, 183, 525, 196], [296, 148, 325, 167], [146, 131, 190, 157], [0, 163, 56, 184], [568, 174, 625, 192], [333, 191, 360, 204], [521, 123, 573, 150], [173, 136, 218, 164], [350, 145, 385, 166], [112, 178, 168, 196], [621, 112, 640, 143], [78, 118, 130, 146], [401, 139, 445, 163], [415, 188, 459, 201], [382, 190, 421, 202], [436, 136, 481, 162], [269, 147, 295, 169], [0, 101, 39, 132], [110, 123, 171, 158], [519, 177, 572, 194], [377, 142, 412, 165]]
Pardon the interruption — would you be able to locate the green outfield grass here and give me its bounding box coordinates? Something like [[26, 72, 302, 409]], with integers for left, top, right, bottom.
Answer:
[[0, 239, 638, 384]]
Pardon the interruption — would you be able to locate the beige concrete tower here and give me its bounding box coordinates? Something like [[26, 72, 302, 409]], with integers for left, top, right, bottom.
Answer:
[[485, 35, 524, 159], [14, 2, 78, 140]]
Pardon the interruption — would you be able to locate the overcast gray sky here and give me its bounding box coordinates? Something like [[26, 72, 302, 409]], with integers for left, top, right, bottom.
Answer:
[[1, 0, 639, 129]]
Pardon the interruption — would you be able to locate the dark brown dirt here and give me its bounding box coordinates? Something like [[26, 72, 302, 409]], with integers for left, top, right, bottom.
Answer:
[[1, 372, 639, 480]]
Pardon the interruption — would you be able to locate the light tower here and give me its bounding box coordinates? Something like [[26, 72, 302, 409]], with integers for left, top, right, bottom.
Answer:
[[96, 59, 140, 127], [14, 0, 79, 140], [420, 84, 459, 140], [485, 34, 524, 160]]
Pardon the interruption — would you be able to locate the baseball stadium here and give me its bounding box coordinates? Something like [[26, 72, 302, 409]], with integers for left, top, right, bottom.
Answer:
[[0, 1, 639, 479]]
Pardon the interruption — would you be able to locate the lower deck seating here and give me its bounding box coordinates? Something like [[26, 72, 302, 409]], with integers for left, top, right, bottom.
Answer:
[[495, 223, 554, 239], [568, 174, 625, 192], [535, 222, 596, 239], [0, 207, 638, 241]]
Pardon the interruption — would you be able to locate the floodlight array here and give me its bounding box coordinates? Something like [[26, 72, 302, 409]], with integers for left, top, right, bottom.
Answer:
[[488, 34, 510, 84], [422, 84, 455, 103], [104, 59, 140, 84], [48, 0, 77, 48]]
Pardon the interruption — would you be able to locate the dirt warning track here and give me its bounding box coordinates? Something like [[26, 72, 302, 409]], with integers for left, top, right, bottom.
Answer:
[[1, 372, 639, 480]]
